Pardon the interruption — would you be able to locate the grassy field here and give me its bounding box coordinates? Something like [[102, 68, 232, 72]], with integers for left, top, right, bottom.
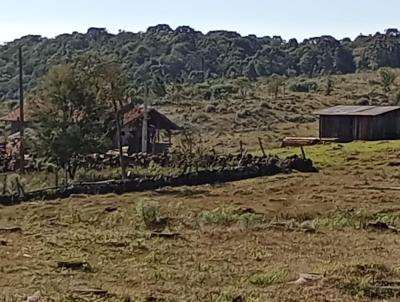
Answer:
[[162, 70, 400, 153], [1, 140, 400, 301], [1, 70, 400, 301]]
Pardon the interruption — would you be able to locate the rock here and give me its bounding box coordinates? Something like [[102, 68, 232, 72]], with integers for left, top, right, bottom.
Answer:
[[104, 206, 118, 213], [232, 296, 245, 302], [26, 291, 41, 302], [57, 260, 92, 272], [205, 104, 216, 113], [366, 221, 399, 232], [292, 273, 323, 285], [0, 226, 22, 234]]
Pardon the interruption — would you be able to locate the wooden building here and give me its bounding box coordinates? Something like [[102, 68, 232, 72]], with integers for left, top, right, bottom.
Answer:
[[116, 106, 180, 154], [314, 105, 400, 141], [0, 103, 181, 155], [0, 106, 32, 134]]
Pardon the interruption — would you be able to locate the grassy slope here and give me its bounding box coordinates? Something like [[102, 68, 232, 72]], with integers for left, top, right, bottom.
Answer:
[[1, 71, 400, 301], [2, 140, 400, 301], [163, 70, 399, 153]]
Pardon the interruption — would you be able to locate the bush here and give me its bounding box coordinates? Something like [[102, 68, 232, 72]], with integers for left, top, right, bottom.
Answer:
[[289, 80, 318, 92], [194, 83, 211, 99], [356, 98, 370, 105], [249, 270, 289, 287], [136, 199, 162, 229], [75, 168, 121, 182], [210, 83, 239, 100], [205, 104, 216, 113], [236, 109, 251, 119], [286, 114, 316, 123], [260, 101, 271, 109]]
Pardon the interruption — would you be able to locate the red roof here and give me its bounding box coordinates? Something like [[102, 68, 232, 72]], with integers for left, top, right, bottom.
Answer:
[[123, 107, 145, 126], [0, 105, 33, 122], [122, 106, 180, 130]]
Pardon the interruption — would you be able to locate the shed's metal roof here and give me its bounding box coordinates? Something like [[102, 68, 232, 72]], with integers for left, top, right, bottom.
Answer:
[[314, 105, 400, 116]]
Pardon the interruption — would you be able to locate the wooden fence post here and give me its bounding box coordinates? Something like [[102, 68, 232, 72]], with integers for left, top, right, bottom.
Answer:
[[258, 137, 266, 157], [300, 146, 306, 159]]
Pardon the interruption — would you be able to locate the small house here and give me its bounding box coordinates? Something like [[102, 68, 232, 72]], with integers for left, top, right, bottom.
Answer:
[[116, 106, 180, 154], [314, 105, 400, 141], [0, 107, 32, 134]]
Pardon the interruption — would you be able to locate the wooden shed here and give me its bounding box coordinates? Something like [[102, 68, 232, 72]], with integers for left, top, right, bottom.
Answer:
[[314, 105, 400, 141], [115, 105, 181, 154]]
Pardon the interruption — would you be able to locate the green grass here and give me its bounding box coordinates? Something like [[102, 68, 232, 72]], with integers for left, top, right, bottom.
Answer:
[[248, 270, 289, 287], [259, 140, 400, 167], [314, 208, 400, 229], [0, 163, 182, 194]]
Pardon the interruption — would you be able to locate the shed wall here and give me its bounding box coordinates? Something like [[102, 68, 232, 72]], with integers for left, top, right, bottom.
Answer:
[[320, 115, 354, 141], [319, 110, 400, 141]]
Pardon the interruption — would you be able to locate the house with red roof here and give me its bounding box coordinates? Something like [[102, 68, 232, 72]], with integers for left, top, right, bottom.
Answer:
[[118, 105, 181, 154]]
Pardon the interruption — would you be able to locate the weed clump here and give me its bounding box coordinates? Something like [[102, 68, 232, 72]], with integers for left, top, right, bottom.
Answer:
[[248, 270, 289, 287], [136, 200, 167, 232], [338, 264, 400, 299]]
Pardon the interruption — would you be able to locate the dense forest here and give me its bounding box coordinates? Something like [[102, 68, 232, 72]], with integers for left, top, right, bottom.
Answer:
[[1, 25, 400, 100]]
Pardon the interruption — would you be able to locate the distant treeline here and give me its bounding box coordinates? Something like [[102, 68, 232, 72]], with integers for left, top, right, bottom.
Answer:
[[1, 25, 400, 100]]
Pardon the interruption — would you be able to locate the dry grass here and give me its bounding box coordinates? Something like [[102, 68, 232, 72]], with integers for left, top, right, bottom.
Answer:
[[1, 139, 400, 301], [163, 71, 395, 153], [2, 72, 400, 301]]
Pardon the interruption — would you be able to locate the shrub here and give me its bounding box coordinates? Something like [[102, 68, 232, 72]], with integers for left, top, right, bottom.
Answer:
[[249, 270, 289, 287], [236, 109, 251, 119], [259, 101, 271, 109], [289, 80, 318, 92], [356, 98, 370, 105], [210, 84, 239, 100], [286, 114, 316, 123], [379, 68, 397, 92], [75, 168, 121, 182], [205, 104, 216, 113], [136, 199, 161, 228]]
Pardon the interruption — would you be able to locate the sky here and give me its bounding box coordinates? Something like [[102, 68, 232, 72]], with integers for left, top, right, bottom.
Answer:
[[1, 0, 399, 43]]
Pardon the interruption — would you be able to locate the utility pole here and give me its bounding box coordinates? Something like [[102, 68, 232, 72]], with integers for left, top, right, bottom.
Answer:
[[18, 47, 25, 174], [141, 85, 149, 153], [111, 82, 126, 180], [116, 109, 126, 179]]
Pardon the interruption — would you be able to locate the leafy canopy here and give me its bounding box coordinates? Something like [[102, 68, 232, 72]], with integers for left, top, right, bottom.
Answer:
[[29, 57, 125, 176]]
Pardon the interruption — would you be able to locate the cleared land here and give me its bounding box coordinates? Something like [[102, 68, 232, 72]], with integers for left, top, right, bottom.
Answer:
[[1, 71, 400, 301], [1, 140, 400, 301]]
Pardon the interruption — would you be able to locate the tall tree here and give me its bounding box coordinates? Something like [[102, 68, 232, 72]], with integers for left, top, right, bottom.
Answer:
[[96, 61, 131, 179], [30, 59, 112, 180], [268, 75, 286, 99]]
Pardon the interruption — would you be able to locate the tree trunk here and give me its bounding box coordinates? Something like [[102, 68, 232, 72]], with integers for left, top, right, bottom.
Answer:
[[116, 111, 126, 179]]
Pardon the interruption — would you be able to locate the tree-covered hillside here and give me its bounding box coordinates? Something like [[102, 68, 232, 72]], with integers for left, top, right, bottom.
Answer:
[[1, 25, 400, 100]]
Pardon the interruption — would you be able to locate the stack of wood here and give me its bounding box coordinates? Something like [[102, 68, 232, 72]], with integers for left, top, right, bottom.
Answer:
[[281, 137, 337, 147]]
